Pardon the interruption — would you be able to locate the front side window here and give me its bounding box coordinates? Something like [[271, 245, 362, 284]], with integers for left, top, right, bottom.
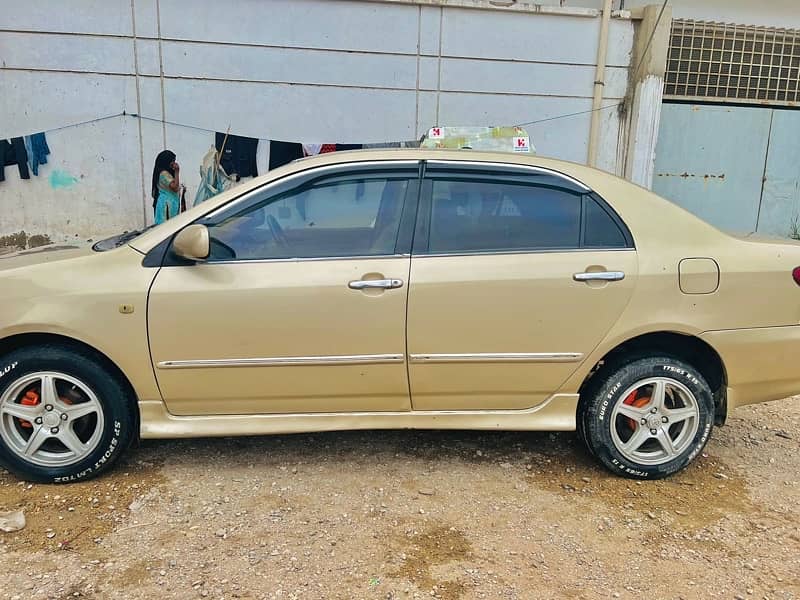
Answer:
[[205, 176, 409, 261]]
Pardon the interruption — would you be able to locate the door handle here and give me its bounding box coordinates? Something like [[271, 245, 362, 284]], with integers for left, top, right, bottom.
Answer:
[[573, 271, 625, 282], [348, 278, 404, 290]]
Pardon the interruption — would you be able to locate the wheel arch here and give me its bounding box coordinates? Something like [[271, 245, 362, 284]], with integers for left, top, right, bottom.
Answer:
[[579, 331, 728, 425], [0, 332, 141, 438]]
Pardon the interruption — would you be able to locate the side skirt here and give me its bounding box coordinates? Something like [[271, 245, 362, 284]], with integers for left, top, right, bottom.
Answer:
[[138, 394, 579, 439]]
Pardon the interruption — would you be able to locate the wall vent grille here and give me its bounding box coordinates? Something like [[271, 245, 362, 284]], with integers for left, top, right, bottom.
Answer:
[[665, 19, 800, 106]]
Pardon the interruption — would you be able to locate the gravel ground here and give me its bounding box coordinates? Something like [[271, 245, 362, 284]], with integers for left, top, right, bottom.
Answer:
[[1, 399, 799, 600]]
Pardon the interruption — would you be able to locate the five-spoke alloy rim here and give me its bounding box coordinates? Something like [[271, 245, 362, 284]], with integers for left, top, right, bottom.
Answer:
[[609, 377, 700, 466], [0, 372, 105, 467]]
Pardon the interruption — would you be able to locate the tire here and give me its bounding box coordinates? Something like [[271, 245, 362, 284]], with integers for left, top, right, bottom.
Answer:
[[579, 356, 714, 480], [0, 345, 136, 483], [576, 407, 596, 458]]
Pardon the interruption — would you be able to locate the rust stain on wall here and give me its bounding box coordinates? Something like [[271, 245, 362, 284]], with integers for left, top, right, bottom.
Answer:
[[656, 172, 726, 180], [0, 231, 52, 252]]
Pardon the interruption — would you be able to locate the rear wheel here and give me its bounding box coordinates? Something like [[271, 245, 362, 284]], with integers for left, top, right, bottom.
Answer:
[[0, 346, 136, 483], [580, 356, 714, 479]]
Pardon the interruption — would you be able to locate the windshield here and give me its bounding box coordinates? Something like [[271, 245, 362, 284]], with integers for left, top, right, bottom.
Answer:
[[92, 225, 158, 252]]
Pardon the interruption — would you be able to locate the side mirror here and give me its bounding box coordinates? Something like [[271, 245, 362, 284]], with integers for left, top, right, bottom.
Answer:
[[172, 224, 210, 262]]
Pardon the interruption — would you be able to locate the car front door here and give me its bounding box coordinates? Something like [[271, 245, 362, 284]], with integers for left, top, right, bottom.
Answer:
[[147, 161, 420, 415], [406, 161, 638, 411]]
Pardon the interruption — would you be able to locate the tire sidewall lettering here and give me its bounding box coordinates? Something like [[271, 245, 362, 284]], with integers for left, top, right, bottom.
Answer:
[[660, 364, 700, 386], [609, 457, 649, 477], [93, 423, 122, 470], [0, 361, 19, 380], [54, 468, 94, 483], [686, 422, 712, 463], [599, 381, 623, 422]]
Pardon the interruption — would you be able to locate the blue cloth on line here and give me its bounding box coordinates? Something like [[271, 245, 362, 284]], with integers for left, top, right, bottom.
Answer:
[[24, 132, 50, 176]]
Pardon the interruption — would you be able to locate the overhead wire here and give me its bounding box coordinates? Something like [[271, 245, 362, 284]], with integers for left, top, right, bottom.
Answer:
[[515, 0, 670, 128]]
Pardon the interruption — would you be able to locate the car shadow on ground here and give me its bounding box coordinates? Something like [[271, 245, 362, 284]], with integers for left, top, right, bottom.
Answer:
[[136, 429, 588, 470], [131, 428, 750, 529]]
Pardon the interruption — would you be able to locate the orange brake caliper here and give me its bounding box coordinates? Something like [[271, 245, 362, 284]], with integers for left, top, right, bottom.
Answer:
[[17, 389, 74, 429], [18, 390, 41, 428], [623, 390, 651, 430]]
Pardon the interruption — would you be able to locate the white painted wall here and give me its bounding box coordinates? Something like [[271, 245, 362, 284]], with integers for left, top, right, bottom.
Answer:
[[569, 0, 800, 29], [0, 0, 635, 245], [632, 0, 800, 28]]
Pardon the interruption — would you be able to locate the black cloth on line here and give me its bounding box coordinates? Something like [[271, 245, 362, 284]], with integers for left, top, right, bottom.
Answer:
[[215, 132, 259, 179], [0, 137, 30, 182], [269, 140, 304, 170]]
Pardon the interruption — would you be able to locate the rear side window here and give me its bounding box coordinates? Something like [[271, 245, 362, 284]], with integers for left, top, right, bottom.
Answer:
[[428, 180, 582, 253], [422, 177, 631, 254]]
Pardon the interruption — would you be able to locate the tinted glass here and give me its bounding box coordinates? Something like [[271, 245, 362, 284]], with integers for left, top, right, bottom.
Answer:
[[428, 179, 581, 253], [583, 196, 628, 248], [206, 177, 408, 260]]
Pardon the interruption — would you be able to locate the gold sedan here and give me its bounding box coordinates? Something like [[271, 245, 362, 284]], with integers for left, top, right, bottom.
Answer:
[[1, 149, 798, 482]]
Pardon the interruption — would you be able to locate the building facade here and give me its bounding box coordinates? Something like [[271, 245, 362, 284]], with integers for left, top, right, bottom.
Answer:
[[1, 0, 797, 246]]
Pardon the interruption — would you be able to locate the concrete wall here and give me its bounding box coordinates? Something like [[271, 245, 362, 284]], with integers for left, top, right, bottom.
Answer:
[[0, 0, 636, 246], [570, 0, 800, 29]]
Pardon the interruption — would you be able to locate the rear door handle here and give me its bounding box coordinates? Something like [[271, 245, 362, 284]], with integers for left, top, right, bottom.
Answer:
[[348, 278, 404, 290], [573, 271, 625, 282]]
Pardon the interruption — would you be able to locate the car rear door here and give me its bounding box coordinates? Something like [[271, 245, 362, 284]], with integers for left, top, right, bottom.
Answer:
[[406, 160, 638, 411], [147, 160, 420, 416]]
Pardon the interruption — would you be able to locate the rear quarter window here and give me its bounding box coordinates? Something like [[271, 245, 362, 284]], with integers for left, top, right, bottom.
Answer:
[[583, 196, 629, 248]]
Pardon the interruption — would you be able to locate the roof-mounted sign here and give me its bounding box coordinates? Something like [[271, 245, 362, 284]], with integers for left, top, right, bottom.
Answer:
[[420, 126, 535, 154]]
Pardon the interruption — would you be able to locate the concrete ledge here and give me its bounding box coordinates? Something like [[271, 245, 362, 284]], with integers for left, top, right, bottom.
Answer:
[[354, 0, 635, 19]]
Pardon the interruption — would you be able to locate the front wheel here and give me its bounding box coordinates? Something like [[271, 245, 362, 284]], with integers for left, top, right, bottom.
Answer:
[[580, 356, 715, 479], [0, 345, 136, 483]]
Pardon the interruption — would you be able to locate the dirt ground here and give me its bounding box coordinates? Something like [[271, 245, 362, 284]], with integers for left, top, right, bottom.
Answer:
[[1, 399, 799, 600]]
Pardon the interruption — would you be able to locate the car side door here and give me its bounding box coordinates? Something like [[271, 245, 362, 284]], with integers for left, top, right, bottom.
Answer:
[[147, 161, 420, 416], [406, 160, 638, 411]]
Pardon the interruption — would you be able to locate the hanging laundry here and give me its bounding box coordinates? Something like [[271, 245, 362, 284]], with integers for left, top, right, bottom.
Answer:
[[23, 133, 50, 176], [0, 138, 30, 182], [256, 138, 271, 174], [362, 140, 420, 149], [302, 143, 323, 157], [269, 140, 304, 170], [303, 143, 348, 157], [194, 146, 236, 206], [362, 142, 401, 149], [215, 132, 259, 179]]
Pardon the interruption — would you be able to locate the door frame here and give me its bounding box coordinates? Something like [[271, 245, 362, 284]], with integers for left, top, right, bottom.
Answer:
[[412, 159, 634, 256], [144, 160, 424, 268], [145, 159, 425, 415]]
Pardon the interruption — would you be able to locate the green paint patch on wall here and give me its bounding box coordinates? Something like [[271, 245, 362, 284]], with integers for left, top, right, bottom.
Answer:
[[49, 170, 78, 189]]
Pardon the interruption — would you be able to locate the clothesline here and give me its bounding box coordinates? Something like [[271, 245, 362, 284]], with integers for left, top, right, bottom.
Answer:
[[14, 112, 127, 135], [515, 102, 622, 127], [4, 101, 627, 143]]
